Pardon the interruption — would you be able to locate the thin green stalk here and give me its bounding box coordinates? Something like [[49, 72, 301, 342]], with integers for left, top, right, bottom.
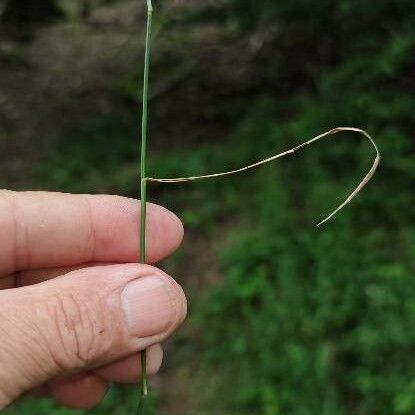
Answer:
[[138, 0, 153, 414]]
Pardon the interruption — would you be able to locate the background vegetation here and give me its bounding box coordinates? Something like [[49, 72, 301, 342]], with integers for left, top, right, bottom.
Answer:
[[1, 0, 414, 414]]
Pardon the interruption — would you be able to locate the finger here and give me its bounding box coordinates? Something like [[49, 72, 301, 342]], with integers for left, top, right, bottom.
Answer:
[[95, 344, 163, 383], [0, 191, 184, 277], [14, 263, 107, 287], [14, 261, 174, 288], [37, 345, 163, 404], [0, 264, 187, 408], [51, 374, 108, 410]]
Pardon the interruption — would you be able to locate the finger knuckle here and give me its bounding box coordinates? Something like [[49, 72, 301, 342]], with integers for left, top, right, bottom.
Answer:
[[45, 292, 106, 370]]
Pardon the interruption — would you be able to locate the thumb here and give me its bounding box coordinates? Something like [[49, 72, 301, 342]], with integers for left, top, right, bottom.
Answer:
[[0, 264, 186, 408]]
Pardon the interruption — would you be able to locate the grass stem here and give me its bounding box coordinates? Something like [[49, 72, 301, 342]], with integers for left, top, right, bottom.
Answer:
[[138, 0, 153, 413]]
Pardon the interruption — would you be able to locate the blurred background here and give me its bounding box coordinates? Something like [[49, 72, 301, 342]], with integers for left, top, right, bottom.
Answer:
[[1, 0, 415, 414]]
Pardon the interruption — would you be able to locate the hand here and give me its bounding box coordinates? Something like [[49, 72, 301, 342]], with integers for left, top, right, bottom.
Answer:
[[0, 191, 186, 409]]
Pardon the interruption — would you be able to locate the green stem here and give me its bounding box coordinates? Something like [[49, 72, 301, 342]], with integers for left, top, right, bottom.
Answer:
[[138, 1, 153, 414]]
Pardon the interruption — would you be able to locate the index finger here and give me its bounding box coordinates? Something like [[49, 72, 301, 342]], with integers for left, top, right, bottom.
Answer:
[[0, 191, 184, 277]]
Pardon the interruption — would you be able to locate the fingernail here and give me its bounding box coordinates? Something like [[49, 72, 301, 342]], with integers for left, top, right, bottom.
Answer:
[[122, 275, 174, 338]]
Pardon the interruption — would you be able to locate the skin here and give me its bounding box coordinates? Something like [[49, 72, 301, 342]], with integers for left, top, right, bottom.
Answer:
[[0, 190, 187, 409]]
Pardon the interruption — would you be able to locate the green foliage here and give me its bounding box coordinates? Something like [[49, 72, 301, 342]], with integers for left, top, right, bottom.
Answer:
[[187, 3, 415, 412], [3, 385, 159, 415], [195, 97, 415, 414], [40, 117, 139, 195]]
